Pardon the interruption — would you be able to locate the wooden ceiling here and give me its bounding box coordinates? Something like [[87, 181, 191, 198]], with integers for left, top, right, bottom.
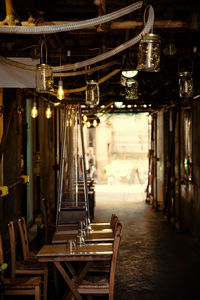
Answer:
[[0, 0, 200, 113]]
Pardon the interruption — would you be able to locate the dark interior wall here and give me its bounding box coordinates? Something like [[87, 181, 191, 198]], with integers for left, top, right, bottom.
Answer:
[[0, 89, 57, 239], [39, 100, 56, 223], [185, 102, 200, 237], [0, 89, 25, 239], [158, 102, 200, 238]]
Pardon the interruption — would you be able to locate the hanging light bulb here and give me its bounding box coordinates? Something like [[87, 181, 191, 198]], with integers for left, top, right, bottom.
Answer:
[[137, 33, 161, 72], [85, 80, 100, 106], [93, 119, 98, 127], [45, 105, 52, 119], [57, 79, 64, 100], [83, 115, 87, 122], [86, 121, 91, 128], [31, 101, 38, 118]]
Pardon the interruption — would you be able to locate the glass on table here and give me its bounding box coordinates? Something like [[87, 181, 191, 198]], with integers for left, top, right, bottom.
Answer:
[[76, 235, 85, 246], [79, 219, 86, 230], [66, 239, 76, 253]]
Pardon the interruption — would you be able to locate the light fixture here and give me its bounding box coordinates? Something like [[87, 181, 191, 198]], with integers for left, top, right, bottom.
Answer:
[[31, 101, 38, 118], [36, 63, 53, 93], [179, 72, 193, 98], [83, 115, 87, 122], [137, 33, 161, 72], [57, 79, 64, 100], [57, 56, 65, 100], [85, 80, 100, 107], [122, 70, 138, 78], [45, 105, 52, 119], [86, 121, 91, 128], [125, 78, 138, 100], [120, 70, 138, 86], [115, 101, 123, 108], [36, 42, 53, 93], [82, 114, 100, 128], [93, 119, 98, 127], [178, 57, 194, 98]]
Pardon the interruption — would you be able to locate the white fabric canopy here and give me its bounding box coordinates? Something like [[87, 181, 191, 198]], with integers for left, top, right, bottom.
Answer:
[[0, 58, 39, 88]]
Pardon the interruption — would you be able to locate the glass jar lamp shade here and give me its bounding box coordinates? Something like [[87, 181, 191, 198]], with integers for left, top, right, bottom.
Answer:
[[125, 78, 138, 100], [179, 71, 193, 98], [35, 64, 53, 92], [85, 80, 100, 106], [137, 33, 161, 72]]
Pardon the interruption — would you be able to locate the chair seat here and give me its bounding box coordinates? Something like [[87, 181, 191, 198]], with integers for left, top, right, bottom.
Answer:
[[78, 275, 109, 293], [3, 276, 42, 288]]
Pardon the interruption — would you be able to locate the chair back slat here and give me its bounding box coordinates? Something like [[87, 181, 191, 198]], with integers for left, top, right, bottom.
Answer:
[[8, 221, 17, 280], [109, 231, 121, 300], [114, 221, 122, 234], [41, 198, 49, 244], [18, 217, 29, 260]]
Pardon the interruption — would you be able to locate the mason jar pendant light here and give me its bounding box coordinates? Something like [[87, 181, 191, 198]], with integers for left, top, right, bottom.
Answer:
[[35, 42, 53, 93], [125, 78, 138, 100], [178, 57, 193, 98], [85, 80, 100, 106], [137, 33, 160, 72], [36, 64, 53, 92]]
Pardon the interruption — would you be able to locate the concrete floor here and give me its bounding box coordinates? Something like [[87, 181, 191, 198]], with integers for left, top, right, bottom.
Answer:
[[94, 184, 200, 300]]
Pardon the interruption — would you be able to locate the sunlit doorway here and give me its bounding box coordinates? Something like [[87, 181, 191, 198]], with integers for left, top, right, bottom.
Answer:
[[84, 112, 150, 219]]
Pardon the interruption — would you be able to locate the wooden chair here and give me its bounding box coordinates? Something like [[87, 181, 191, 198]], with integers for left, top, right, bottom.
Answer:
[[111, 214, 118, 230], [17, 216, 36, 260], [87, 222, 122, 274], [0, 232, 42, 300], [41, 197, 55, 244], [8, 221, 48, 300], [77, 230, 121, 300]]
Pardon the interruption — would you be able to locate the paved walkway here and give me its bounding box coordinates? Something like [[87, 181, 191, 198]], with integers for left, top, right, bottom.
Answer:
[[94, 183, 200, 300]]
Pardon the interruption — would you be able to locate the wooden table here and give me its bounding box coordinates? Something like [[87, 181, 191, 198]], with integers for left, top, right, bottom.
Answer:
[[90, 222, 112, 230], [55, 223, 112, 234], [52, 230, 114, 243], [36, 243, 112, 300]]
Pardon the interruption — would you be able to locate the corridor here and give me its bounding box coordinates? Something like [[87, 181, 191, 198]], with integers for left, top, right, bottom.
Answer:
[[94, 184, 200, 300]]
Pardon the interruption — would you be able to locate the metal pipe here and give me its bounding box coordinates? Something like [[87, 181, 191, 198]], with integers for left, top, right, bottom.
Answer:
[[78, 105, 90, 227]]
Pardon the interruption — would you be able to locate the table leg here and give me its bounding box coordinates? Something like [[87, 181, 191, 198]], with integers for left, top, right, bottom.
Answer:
[[54, 261, 83, 300]]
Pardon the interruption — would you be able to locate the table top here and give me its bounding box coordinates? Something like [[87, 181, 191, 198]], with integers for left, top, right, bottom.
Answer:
[[55, 223, 112, 234], [52, 230, 114, 243], [36, 243, 113, 261]]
